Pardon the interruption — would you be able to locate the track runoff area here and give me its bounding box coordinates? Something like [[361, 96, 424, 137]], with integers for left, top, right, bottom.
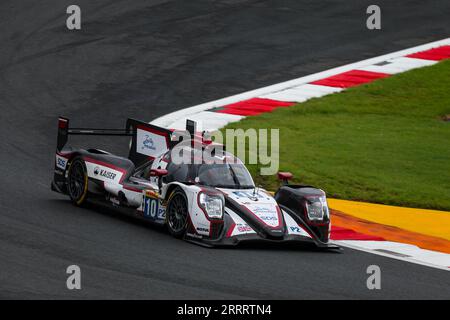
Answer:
[[152, 38, 450, 271]]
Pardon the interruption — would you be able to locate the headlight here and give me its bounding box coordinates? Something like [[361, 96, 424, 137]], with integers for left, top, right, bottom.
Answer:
[[306, 196, 329, 221], [198, 192, 224, 219]]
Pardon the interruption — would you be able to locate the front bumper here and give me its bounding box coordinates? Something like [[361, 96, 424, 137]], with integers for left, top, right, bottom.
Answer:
[[184, 232, 341, 250]]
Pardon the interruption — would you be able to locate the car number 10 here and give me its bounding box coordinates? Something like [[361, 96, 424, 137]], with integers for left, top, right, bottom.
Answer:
[[144, 195, 165, 221]]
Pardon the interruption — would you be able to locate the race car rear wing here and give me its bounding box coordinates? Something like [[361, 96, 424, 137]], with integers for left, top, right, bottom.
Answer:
[[56, 117, 132, 151], [56, 116, 173, 166]]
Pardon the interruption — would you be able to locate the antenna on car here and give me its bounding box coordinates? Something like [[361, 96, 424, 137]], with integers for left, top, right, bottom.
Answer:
[[253, 184, 260, 196]]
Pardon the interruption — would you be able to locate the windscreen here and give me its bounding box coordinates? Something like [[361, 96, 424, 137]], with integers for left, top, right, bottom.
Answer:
[[196, 163, 254, 189]]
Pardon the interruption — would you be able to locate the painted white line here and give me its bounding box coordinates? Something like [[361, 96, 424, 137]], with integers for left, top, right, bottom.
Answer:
[[335, 240, 450, 271], [358, 57, 437, 74], [261, 84, 343, 102], [260, 91, 309, 103], [293, 84, 344, 95], [151, 37, 450, 129]]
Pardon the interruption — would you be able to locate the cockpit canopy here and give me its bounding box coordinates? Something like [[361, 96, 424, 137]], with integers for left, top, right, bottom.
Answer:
[[162, 149, 255, 189]]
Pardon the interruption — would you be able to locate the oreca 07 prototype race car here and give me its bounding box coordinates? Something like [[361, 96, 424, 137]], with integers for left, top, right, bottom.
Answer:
[[51, 117, 338, 249]]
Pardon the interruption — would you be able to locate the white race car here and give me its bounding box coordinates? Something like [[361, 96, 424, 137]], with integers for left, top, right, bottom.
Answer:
[[52, 117, 337, 249]]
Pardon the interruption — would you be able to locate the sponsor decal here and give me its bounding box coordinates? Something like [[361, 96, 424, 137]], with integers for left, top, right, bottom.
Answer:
[[260, 215, 278, 221], [141, 135, 156, 151], [196, 227, 209, 233], [236, 224, 252, 233], [93, 166, 117, 180], [252, 206, 272, 213], [85, 161, 123, 183], [136, 128, 168, 157], [248, 204, 279, 227], [56, 154, 68, 170]]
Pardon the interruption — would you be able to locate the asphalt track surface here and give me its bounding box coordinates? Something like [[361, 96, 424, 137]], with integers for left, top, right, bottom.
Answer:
[[1, 0, 450, 299]]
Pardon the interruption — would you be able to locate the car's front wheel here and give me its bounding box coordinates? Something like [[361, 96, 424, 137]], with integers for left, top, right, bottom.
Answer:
[[166, 187, 189, 238]]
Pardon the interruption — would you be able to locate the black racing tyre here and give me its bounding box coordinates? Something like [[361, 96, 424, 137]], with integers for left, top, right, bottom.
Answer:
[[67, 157, 88, 206], [166, 187, 189, 238]]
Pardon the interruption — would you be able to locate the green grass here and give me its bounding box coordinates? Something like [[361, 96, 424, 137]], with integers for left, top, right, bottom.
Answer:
[[221, 60, 450, 211]]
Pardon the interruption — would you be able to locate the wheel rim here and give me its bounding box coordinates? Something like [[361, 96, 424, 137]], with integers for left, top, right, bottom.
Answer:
[[68, 161, 85, 200], [168, 194, 188, 233]]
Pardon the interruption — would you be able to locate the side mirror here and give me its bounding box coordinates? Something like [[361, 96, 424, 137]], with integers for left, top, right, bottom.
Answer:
[[150, 169, 168, 177], [277, 172, 293, 185]]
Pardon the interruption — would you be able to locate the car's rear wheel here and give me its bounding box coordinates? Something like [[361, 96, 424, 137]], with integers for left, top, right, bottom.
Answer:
[[166, 188, 189, 238], [67, 157, 88, 206]]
